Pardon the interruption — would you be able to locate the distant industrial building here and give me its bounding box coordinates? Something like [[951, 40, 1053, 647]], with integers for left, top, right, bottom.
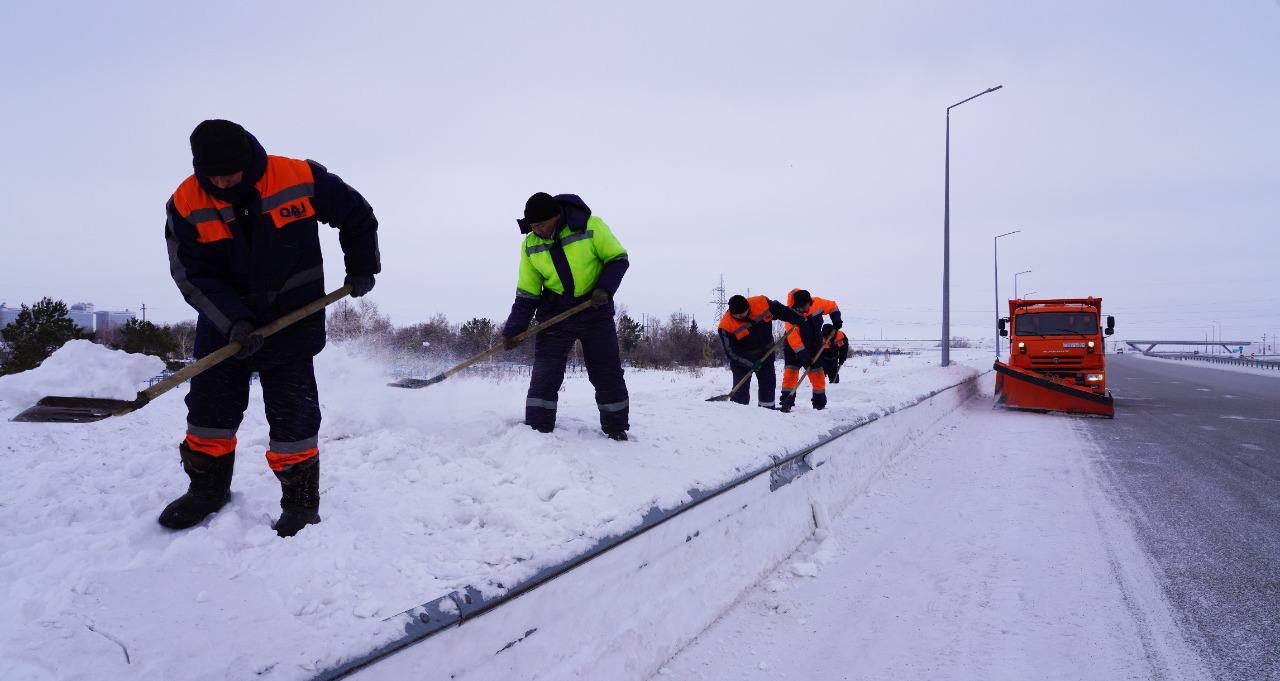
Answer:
[[0, 303, 19, 330], [68, 303, 95, 332], [95, 309, 137, 334], [0, 301, 137, 335]]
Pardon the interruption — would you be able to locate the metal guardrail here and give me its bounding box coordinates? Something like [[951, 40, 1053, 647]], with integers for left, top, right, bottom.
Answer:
[[1157, 354, 1280, 371]]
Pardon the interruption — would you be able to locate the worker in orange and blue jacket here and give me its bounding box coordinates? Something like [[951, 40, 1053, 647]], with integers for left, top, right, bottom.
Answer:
[[160, 120, 380, 538], [717, 294, 806, 408], [821, 322, 850, 383], [781, 289, 842, 412]]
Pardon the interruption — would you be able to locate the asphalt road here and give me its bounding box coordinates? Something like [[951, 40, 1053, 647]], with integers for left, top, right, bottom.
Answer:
[[1083, 355, 1280, 681]]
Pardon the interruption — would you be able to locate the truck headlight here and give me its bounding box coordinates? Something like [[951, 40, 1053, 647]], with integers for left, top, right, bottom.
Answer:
[[1086, 373, 1103, 382], [1018, 342, 1026, 354], [1087, 340, 1096, 353]]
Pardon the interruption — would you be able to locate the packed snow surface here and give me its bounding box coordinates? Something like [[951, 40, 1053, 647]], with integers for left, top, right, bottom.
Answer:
[[0, 340, 165, 407], [0, 346, 983, 681]]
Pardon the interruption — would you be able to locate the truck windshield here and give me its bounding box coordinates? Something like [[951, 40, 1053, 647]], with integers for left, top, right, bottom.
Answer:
[[1014, 312, 1097, 336]]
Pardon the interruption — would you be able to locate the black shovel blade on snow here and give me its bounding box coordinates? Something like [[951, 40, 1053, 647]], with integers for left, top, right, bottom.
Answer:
[[387, 375, 446, 389], [705, 393, 732, 402], [10, 396, 140, 423]]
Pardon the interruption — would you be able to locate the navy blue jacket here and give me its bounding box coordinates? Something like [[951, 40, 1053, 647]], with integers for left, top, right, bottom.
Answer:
[[166, 132, 379, 360]]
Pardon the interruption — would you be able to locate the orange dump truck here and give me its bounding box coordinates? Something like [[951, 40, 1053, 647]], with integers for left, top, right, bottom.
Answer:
[[994, 297, 1115, 417]]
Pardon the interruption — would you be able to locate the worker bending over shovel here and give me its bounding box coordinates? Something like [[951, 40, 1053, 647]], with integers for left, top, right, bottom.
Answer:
[[781, 289, 842, 412], [716, 294, 805, 408]]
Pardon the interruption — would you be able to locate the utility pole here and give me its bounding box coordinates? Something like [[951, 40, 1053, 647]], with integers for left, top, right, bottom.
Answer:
[[994, 230, 1020, 357], [942, 83, 1004, 368], [709, 274, 728, 320], [141, 302, 147, 322]]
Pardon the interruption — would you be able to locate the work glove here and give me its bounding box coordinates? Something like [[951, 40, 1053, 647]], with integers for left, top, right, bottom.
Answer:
[[590, 288, 612, 308], [831, 318, 842, 331], [229, 321, 264, 360], [345, 274, 376, 298], [751, 359, 764, 372], [503, 335, 521, 351]]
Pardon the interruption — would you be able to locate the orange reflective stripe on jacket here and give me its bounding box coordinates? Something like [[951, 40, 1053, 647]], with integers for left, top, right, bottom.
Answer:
[[172, 176, 234, 243], [171, 156, 316, 243], [717, 295, 774, 340]]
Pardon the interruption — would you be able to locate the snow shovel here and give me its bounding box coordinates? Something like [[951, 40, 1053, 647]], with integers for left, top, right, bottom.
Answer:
[[388, 299, 596, 389], [705, 332, 792, 402], [9, 286, 353, 423]]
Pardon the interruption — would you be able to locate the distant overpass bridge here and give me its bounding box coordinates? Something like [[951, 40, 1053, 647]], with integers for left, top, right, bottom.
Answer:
[[1125, 340, 1253, 355]]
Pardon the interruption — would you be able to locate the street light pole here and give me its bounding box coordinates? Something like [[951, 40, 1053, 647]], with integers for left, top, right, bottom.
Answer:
[[994, 229, 1020, 357], [1014, 270, 1032, 299], [942, 84, 1004, 367]]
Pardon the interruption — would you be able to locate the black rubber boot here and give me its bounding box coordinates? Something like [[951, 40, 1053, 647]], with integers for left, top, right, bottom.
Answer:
[[780, 392, 796, 413], [158, 443, 234, 530], [812, 393, 828, 410], [273, 457, 321, 538], [605, 430, 628, 442]]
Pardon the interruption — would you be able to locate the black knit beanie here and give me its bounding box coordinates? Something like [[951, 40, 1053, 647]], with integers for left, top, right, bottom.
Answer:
[[728, 295, 750, 315], [523, 192, 561, 223], [791, 290, 813, 308], [190, 120, 252, 176]]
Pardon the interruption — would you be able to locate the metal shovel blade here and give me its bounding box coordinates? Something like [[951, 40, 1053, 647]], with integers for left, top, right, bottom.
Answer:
[[388, 375, 445, 390], [705, 393, 732, 402], [10, 396, 136, 423]]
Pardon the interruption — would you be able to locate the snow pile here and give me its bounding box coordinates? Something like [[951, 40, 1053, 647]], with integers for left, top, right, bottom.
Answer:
[[0, 346, 985, 681], [0, 339, 165, 407]]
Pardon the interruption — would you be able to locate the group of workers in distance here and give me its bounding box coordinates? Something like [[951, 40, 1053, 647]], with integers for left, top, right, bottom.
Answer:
[[158, 118, 847, 538], [717, 289, 847, 412]]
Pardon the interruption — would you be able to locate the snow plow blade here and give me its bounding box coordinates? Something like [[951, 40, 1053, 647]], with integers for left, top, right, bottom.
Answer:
[[993, 361, 1114, 418]]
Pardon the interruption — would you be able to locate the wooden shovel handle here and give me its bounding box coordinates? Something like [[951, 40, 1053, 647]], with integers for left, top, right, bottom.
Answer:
[[133, 286, 352, 407], [418, 299, 596, 386]]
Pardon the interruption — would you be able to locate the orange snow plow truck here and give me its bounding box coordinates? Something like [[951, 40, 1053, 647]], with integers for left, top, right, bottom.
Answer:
[[994, 297, 1115, 418]]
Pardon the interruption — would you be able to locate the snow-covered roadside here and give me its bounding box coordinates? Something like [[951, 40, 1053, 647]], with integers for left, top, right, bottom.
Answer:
[[653, 376, 1209, 681], [0, 346, 984, 681], [1131, 352, 1280, 379]]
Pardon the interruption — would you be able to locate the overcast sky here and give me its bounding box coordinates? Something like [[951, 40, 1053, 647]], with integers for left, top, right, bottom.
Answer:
[[2, 0, 1277, 345]]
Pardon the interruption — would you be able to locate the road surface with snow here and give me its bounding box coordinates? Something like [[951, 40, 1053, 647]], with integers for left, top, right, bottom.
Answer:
[[653, 376, 1210, 681], [1082, 354, 1280, 681]]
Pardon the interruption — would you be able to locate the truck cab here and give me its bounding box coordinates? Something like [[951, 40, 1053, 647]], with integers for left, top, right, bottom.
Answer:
[[999, 297, 1114, 395]]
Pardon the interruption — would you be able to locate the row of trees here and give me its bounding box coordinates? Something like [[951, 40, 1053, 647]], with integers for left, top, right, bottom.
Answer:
[[0, 297, 731, 376], [325, 299, 727, 369], [1, 297, 978, 377]]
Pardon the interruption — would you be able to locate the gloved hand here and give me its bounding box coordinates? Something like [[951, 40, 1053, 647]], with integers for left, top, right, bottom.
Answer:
[[345, 274, 376, 298], [229, 321, 264, 360], [590, 288, 612, 308], [832, 318, 842, 331], [503, 335, 521, 351], [751, 360, 764, 372]]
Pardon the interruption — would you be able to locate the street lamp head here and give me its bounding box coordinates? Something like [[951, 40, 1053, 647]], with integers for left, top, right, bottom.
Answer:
[[987, 85, 1004, 93]]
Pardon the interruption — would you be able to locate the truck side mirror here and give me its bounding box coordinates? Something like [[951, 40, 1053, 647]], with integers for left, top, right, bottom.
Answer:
[[1105, 315, 1115, 336], [998, 318, 1008, 337]]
